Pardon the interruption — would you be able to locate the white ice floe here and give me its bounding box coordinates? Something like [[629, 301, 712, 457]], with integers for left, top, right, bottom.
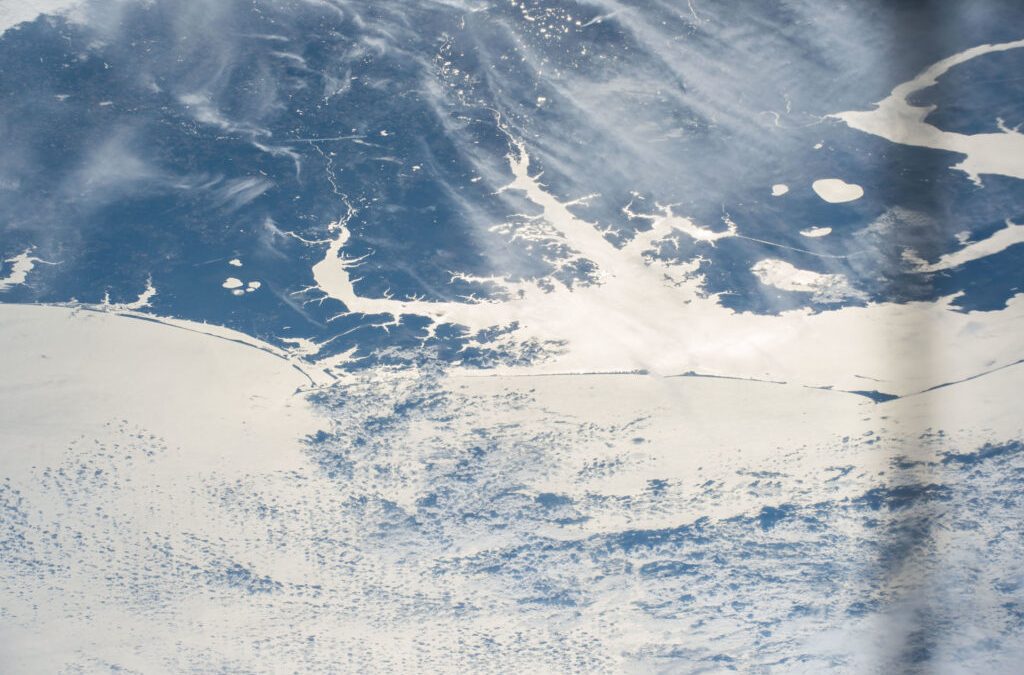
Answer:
[[224, 278, 261, 294], [770, 183, 789, 197], [622, 201, 737, 244], [100, 277, 157, 311], [812, 178, 864, 203], [908, 219, 1024, 273], [229, 258, 243, 267], [0, 249, 44, 292], [834, 38, 1024, 183], [800, 226, 832, 238]]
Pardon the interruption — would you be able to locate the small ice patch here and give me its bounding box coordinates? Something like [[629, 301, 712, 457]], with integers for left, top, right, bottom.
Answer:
[[800, 226, 832, 238], [224, 277, 261, 294], [771, 184, 789, 197], [812, 178, 863, 204], [229, 258, 243, 267]]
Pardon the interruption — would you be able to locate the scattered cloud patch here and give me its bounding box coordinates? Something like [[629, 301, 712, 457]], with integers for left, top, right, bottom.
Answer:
[[751, 258, 866, 303]]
